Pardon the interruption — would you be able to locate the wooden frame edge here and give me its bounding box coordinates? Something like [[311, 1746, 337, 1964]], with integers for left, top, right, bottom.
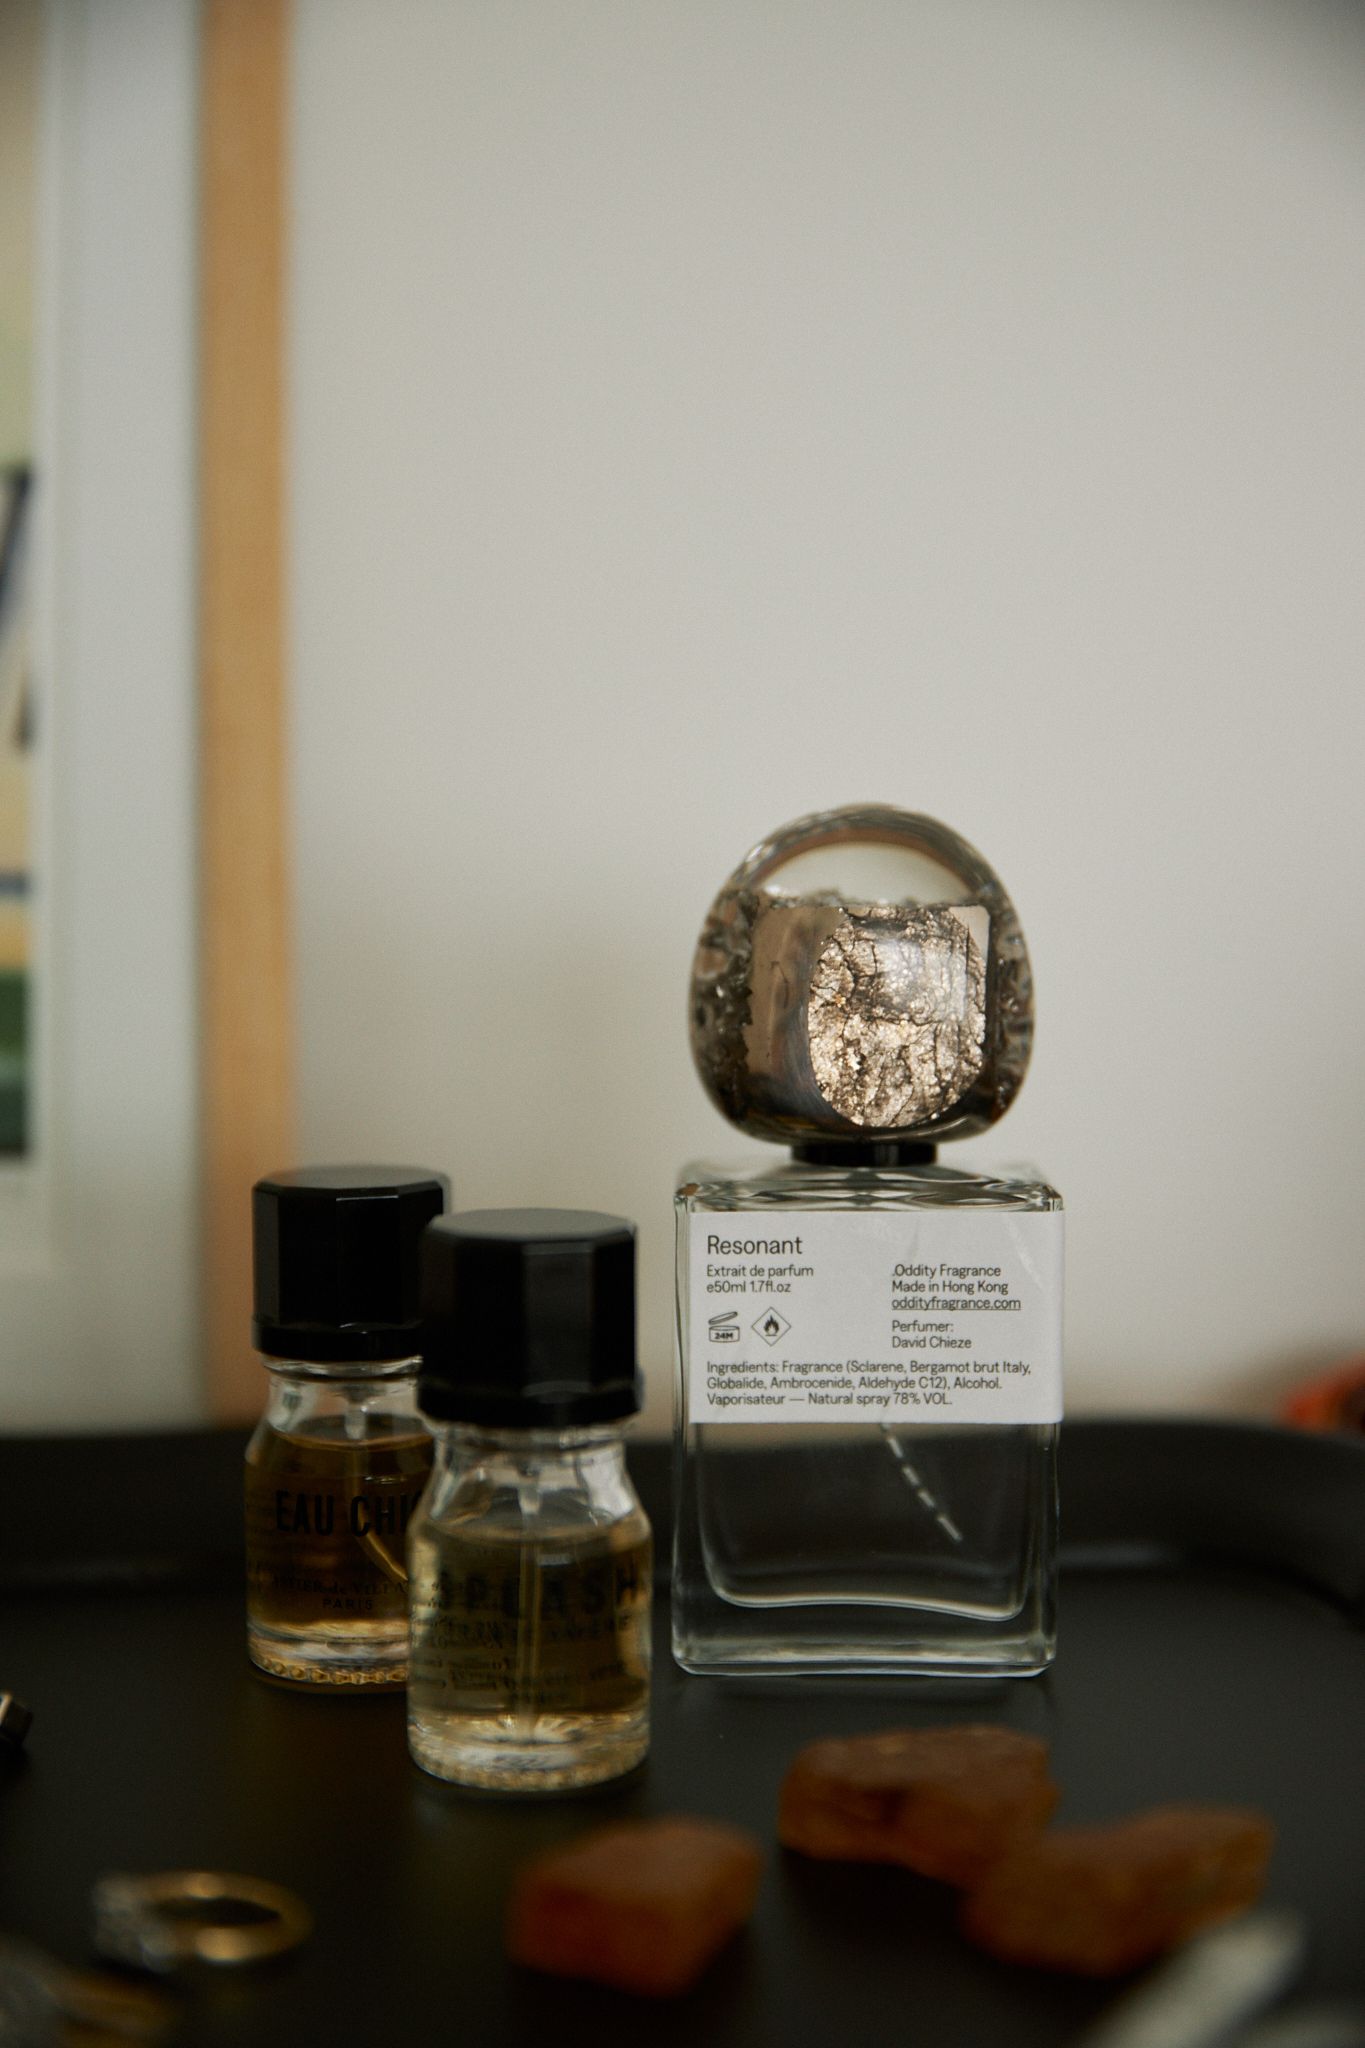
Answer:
[[199, 0, 293, 1419]]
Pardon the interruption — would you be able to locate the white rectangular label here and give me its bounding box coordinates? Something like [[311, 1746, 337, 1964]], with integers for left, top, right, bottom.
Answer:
[[688, 1210, 1063, 1426]]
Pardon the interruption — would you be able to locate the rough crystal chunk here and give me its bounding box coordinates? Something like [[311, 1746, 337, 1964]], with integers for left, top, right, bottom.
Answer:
[[778, 1723, 1059, 1885], [506, 1815, 763, 1997], [807, 906, 987, 1126], [959, 1805, 1275, 1975]]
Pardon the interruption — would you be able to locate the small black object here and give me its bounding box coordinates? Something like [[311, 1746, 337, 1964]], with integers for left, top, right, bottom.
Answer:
[[418, 1209, 639, 1427], [252, 1166, 448, 1364], [0, 1692, 32, 1749], [791, 1138, 937, 1168]]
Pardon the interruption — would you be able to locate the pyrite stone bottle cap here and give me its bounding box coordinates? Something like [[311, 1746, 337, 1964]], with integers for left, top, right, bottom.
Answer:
[[690, 804, 1033, 1156], [419, 1209, 640, 1428], [252, 1166, 449, 1363]]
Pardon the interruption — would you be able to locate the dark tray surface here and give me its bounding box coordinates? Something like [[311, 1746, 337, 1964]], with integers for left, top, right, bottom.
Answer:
[[2, 1418, 1364, 2047]]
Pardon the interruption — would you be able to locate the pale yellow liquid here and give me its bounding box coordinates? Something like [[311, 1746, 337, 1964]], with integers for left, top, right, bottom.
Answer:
[[407, 1513, 651, 1788]]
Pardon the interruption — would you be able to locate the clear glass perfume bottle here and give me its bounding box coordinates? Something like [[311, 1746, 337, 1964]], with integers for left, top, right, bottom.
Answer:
[[245, 1165, 447, 1687], [673, 806, 1063, 1678], [407, 1210, 652, 1792]]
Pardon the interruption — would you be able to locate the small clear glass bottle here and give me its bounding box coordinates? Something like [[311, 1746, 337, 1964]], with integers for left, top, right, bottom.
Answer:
[[673, 806, 1063, 1678], [245, 1165, 447, 1687], [407, 1210, 652, 1792]]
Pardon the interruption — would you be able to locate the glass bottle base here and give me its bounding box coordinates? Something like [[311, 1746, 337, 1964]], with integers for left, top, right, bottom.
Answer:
[[671, 1418, 1058, 1679], [406, 1706, 649, 1792], [671, 1617, 1054, 1679], [247, 1619, 409, 1689]]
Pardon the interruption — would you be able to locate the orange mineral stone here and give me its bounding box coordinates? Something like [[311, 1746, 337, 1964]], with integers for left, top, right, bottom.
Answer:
[[960, 1804, 1275, 1975], [506, 1815, 763, 1997], [778, 1724, 1059, 1886]]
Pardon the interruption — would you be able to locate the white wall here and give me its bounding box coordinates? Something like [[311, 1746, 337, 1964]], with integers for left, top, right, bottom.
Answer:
[[290, 0, 1365, 1434]]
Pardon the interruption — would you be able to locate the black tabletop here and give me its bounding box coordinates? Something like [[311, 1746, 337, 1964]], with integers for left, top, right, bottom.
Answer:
[[2, 1419, 1364, 2047]]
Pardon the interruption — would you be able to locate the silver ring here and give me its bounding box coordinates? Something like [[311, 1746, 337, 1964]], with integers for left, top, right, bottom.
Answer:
[[0, 1692, 33, 1750], [92, 1870, 312, 1971]]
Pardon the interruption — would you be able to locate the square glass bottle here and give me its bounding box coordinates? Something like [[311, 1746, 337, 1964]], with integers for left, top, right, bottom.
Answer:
[[671, 806, 1063, 1679]]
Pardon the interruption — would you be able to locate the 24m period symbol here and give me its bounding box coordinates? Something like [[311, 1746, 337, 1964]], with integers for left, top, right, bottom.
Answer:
[[708, 1311, 741, 1344], [752, 1307, 791, 1346]]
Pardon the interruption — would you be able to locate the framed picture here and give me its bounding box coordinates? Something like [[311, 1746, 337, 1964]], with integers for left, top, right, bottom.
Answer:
[[0, 6, 40, 1165], [1, 0, 294, 1431], [0, 1, 213, 1429]]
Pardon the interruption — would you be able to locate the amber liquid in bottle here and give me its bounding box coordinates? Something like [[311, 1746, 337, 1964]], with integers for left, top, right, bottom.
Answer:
[[245, 1415, 433, 1687], [408, 1488, 652, 1790]]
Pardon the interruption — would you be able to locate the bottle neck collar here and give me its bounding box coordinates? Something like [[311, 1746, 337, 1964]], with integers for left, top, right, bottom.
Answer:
[[427, 1421, 627, 1456], [260, 1352, 420, 1383], [790, 1139, 937, 1168]]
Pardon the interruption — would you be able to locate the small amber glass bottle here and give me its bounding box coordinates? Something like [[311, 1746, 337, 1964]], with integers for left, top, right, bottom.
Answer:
[[407, 1210, 652, 1791], [245, 1165, 447, 1687]]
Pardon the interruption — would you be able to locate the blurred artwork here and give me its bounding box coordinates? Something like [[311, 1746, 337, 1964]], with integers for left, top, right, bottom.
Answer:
[[0, 0, 41, 1157]]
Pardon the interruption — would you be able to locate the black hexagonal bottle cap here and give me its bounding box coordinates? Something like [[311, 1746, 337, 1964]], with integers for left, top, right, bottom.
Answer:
[[252, 1166, 449, 1363], [419, 1209, 640, 1428]]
